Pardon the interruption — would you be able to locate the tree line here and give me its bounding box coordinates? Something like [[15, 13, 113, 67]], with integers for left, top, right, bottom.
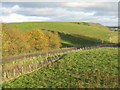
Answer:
[[2, 24, 61, 58]]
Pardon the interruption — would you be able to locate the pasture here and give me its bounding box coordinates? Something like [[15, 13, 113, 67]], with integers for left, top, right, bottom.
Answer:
[[8, 22, 113, 47], [2, 22, 119, 88], [2, 47, 119, 88]]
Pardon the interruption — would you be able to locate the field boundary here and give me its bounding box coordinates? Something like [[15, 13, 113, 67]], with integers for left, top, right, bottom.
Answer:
[[2, 43, 118, 63], [1, 43, 118, 83]]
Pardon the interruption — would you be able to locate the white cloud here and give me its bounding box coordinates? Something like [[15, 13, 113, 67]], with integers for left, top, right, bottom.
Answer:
[[0, 5, 21, 14], [62, 3, 97, 7], [96, 16, 118, 26], [62, 2, 118, 11], [62, 2, 118, 17], [0, 3, 118, 26], [51, 11, 95, 22], [0, 13, 50, 22], [23, 8, 70, 16], [22, 7, 95, 17]]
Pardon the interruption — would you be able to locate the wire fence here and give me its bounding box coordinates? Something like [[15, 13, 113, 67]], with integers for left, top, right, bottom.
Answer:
[[1, 43, 118, 83]]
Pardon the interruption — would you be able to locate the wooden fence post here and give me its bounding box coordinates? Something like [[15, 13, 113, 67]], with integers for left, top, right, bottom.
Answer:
[[53, 56, 57, 60], [29, 64, 31, 71], [6, 71, 8, 79], [21, 66, 23, 74], [13, 69, 15, 77], [36, 63, 38, 69], [39, 61, 41, 68], [41, 61, 43, 67], [56, 55, 59, 59], [45, 55, 48, 62], [4, 72, 7, 79]]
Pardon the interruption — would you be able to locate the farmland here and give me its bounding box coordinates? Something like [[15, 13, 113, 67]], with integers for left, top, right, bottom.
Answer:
[[2, 47, 118, 88], [2, 22, 119, 88], [1, 0, 119, 88]]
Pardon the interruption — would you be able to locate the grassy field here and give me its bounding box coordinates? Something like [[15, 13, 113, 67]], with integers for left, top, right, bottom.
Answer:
[[8, 22, 112, 47], [2, 47, 118, 88], [2, 22, 118, 88]]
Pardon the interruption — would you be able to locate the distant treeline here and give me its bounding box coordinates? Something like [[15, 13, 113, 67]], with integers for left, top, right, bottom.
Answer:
[[2, 24, 61, 58]]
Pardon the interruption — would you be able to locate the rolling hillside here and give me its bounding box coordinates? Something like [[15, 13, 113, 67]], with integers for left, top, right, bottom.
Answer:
[[8, 22, 111, 47]]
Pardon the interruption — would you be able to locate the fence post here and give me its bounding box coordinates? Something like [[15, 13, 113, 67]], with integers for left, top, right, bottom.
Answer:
[[45, 54, 48, 63], [41, 61, 44, 67], [53, 55, 57, 60], [13, 69, 15, 77], [21, 66, 23, 74], [39, 61, 42, 68], [4, 72, 7, 79], [29, 64, 31, 71], [6, 71, 8, 79], [56, 55, 59, 59], [36, 63, 38, 69]]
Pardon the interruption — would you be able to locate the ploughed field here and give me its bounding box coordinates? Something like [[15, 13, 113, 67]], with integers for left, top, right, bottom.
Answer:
[[2, 47, 118, 88]]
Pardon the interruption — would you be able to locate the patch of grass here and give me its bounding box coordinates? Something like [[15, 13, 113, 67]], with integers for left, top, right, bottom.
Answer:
[[59, 32, 101, 47], [2, 47, 118, 88], [71, 22, 110, 31], [109, 31, 119, 43]]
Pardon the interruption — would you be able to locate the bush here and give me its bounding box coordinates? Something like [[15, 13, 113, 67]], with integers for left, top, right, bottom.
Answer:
[[2, 24, 61, 58], [2, 24, 30, 57], [45, 31, 61, 49], [25, 29, 49, 51]]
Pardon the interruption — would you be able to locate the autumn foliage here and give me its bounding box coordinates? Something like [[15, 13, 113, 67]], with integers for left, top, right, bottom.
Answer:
[[45, 31, 61, 49], [2, 24, 61, 58]]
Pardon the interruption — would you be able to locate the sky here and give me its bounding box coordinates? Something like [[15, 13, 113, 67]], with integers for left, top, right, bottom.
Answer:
[[0, 0, 119, 26]]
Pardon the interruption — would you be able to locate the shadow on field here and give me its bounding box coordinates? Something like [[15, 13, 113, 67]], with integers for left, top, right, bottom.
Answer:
[[58, 32, 103, 48]]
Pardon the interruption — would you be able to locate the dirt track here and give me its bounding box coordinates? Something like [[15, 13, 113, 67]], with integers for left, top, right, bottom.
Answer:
[[1, 43, 118, 63], [2, 48, 76, 63]]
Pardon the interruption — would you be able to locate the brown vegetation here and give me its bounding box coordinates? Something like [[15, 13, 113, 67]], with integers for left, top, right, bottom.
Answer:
[[2, 24, 61, 58]]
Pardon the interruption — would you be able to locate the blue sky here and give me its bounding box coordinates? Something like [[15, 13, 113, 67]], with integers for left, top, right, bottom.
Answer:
[[0, 1, 118, 26]]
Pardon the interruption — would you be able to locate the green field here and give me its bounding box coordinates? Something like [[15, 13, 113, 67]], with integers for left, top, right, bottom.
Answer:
[[2, 47, 118, 88], [8, 22, 112, 47], [2, 22, 118, 88]]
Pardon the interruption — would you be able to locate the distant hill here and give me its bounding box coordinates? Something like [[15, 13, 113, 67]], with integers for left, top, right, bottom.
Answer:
[[7, 22, 111, 47], [106, 26, 120, 31]]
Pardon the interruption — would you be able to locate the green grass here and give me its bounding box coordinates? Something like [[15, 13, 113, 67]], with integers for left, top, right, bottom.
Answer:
[[2, 47, 118, 88], [71, 22, 110, 31], [8, 22, 112, 47]]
